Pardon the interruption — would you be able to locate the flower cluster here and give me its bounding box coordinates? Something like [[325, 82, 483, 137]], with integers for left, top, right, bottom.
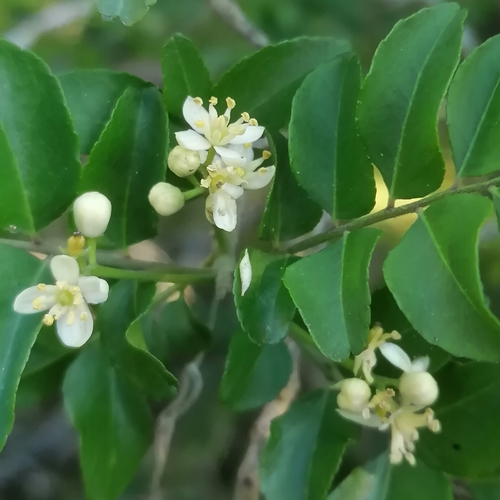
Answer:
[[149, 96, 275, 232], [335, 328, 440, 466]]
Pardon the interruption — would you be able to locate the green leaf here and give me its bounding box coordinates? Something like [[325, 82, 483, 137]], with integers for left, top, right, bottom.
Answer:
[[260, 390, 357, 500], [284, 229, 382, 360], [419, 362, 500, 478], [328, 453, 452, 500], [384, 193, 500, 361], [99, 280, 177, 400], [259, 132, 323, 244], [162, 34, 212, 117], [448, 35, 500, 177], [80, 86, 168, 248], [63, 342, 153, 500], [234, 249, 297, 344], [491, 187, 500, 232], [96, 0, 157, 25], [59, 70, 150, 154], [0, 245, 51, 451], [289, 55, 375, 219], [213, 37, 350, 130], [0, 40, 80, 233], [469, 481, 500, 499], [357, 4, 466, 199], [220, 331, 292, 411]]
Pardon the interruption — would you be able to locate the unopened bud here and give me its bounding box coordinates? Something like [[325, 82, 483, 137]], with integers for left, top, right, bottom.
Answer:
[[73, 192, 112, 238], [67, 233, 85, 257], [148, 182, 185, 216], [399, 371, 438, 407], [168, 146, 201, 177], [336, 378, 371, 413]]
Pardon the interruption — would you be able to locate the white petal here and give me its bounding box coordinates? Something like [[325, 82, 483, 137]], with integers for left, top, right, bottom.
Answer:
[[56, 303, 93, 348], [182, 96, 210, 131], [229, 125, 265, 145], [51, 255, 80, 285], [336, 409, 383, 428], [221, 183, 244, 199], [214, 146, 246, 167], [78, 276, 109, 304], [239, 249, 252, 296], [175, 130, 211, 151], [199, 149, 208, 164], [213, 190, 237, 232], [243, 166, 275, 190], [410, 356, 430, 373], [379, 342, 413, 372], [13, 286, 57, 314], [229, 144, 254, 163]]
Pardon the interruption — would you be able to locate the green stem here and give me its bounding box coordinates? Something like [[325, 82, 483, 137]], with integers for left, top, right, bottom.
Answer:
[[282, 174, 500, 254], [214, 226, 230, 254], [183, 187, 205, 201], [87, 238, 97, 266], [187, 175, 200, 188]]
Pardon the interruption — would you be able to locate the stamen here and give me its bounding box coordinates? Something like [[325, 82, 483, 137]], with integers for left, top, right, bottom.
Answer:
[[405, 453, 416, 466], [32, 297, 45, 310], [241, 112, 250, 122], [362, 408, 370, 419], [43, 314, 54, 326], [193, 97, 203, 106], [258, 167, 268, 175], [209, 96, 218, 105], [80, 311, 88, 321], [249, 118, 259, 126], [67, 309, 76, 326], [37, 283, 46, 291], [236, 168, 245, 177], [194, 120, 205, 128], [244, 142, 252, 148], [390, 330, 401, 340], [201, 178, 211, 189], [226, 97, 236, 109], [262, 150, 271, 159]]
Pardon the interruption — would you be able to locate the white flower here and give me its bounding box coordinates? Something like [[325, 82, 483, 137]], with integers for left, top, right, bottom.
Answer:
[[334, 378, 371, 413], [148, 182, 185, 216], [73, 192, 112, 238], [168, 145, 201, 177], [175, 96, 265, 165], [13, 255, 108, 348], [353, 325, 401, 383]]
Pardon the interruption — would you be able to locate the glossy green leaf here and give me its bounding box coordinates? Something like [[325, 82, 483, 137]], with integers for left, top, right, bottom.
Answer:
[[491, 187, 500, 232], [59, 70, 149, 154], [214, 37, 350, 129], [0, 245, 51, 451], [234, 249, 297, 344], [384, 193, 500, 361], [289, 55, 375, 219], [284, 229, 382, 360], [0, 40, 80, 233], [63, 342, 153, 500], [162, 34, 212, 117], [328, 453, 452, 500], [357, 4, 465, 199], [260, 390, 357, 500], [80, 86, 168, 248], [448, 35, 500, 177], [99, 281, 177, 400], [96, 0, 157, 25], [419, 362, 500, 478], [220, 331, 292, 410], [469, 481, 500, 499], [260, 132, 323, 244]]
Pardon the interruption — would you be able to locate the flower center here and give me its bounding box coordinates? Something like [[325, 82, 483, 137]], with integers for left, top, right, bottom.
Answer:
[[57, 289, 76, 306]]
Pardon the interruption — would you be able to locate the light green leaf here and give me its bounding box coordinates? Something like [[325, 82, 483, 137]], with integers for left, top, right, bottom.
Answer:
[[284, 229, 382, 360], [80, 86, 168, 248], [384, 193, 500, 361], [260, 390, 357, 500], [96, 0, 157, 25], [0, 40, 80, 234], [234, 249, 296, 344], [289, 55, 375, 219], [63, 342, 153, 500], [0, 245, 51, 451], [448, 35, 500, 177], [357, 4, 465, 199], [213, 37, 350, 130], [328, 453, 452, 500], [162, 34, 212, 117], [220, 331, 292, 411]]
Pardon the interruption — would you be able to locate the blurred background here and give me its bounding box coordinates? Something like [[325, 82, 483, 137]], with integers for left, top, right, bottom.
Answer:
[[1, 0, 500, 499]]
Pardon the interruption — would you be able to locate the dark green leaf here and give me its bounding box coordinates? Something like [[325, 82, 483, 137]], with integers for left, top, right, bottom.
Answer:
[[260, 390, 357, 500], [491, 187, 500, 232], [59, 69, 150, 154], [96, 0, 157, 25], [234, 249, 296, 344], [448, 35, 500, 177], [284, 229, 382, 360], [0, 40, 80, 233], [469, 481, 500, 499], [80, 86, 168, 248], [162, 34, 212, 117], [289, 55, 375, 219], [63, 342, 153, 500], [259, 132, 323, 244], [357, 4, 466, 199], [220, 331, 292, 410], [384, 193, 500, 361], [0, 245, 51, 450], [213, 37, 350, 130]]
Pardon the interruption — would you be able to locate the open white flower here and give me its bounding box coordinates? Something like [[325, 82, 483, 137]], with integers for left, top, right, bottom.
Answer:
[[175, 96, 265, 165], [13, 255, 108, 348]]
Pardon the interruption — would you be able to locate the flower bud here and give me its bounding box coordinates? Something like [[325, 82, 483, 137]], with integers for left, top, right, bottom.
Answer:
[[399, 371, 438, 407], [168, 146, 201, 177], [73, 192, 112, 238], [336, 378, 371, 413], [148, 182, 185, 216], [67, 233, 85, 257]]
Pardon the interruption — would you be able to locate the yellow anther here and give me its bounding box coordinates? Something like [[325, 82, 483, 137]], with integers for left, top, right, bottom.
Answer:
[[244, 142, 252, 148], [236, 167, 245, 177], [67, 233, 85, 257], [226, 97, 236, 109], [67, 309, 76, 326], [258, 167, 268, 175], [193, 97, 203, 105], [262, 150, 271, 160], [80, 311, 88, 321], [241, 112, 250, 122], [43, 314, 54, 326], [194, 120, 205, 128], [249, 118, 258, 126], [37, 283, 46, 291], [32, 297, 44, 310], [209, 96, 218, 105], [390, 330, 401, 340]]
